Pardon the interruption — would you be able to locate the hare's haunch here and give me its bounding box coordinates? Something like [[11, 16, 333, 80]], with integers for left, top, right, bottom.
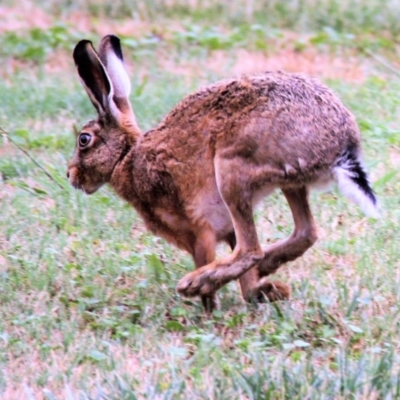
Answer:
[[68, 35, 377, 311]]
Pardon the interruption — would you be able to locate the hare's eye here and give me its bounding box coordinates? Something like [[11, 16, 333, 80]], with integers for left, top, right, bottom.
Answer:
[[79, 133, 92, 147]]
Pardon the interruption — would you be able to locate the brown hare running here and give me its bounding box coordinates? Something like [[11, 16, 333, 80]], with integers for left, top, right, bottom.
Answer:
[[67, 35, 378, 311]]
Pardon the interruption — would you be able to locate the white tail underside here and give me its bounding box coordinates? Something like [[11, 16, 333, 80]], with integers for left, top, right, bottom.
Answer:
[[333, 165, 379, 218]]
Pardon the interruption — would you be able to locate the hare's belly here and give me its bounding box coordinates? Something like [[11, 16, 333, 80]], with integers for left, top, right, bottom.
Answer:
[[191, 189, 233, 239]]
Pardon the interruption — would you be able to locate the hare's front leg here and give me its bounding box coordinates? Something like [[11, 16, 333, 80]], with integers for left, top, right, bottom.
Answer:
[[191, 231, 219, 312]]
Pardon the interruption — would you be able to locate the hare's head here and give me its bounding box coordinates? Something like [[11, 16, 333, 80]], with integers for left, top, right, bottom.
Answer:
[[67, 35, 140, 194]]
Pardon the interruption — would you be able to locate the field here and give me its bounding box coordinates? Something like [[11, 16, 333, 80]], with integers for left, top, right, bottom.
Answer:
[[1, 1, 400, 398]]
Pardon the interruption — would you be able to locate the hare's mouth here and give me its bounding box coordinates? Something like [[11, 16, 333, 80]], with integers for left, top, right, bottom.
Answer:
[[68, 167, 101, 194], [72, 180, 101, 195], [81, 184, 102, 194]]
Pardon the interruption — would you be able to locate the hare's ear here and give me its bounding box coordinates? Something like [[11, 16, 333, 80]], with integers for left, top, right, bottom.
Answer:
[[98, 35, 131, 114], [73, 40, 112, 116]]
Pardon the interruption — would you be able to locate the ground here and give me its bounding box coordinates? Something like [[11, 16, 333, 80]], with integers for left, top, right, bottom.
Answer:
[[0, 1, 400, 398]]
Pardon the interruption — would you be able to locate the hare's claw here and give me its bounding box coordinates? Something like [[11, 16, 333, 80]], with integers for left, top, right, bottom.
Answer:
[[250, 278, 291, 303], [177, 266, 220, 298]]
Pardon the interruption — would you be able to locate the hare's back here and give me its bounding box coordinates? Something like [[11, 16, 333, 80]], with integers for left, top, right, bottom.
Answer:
[[163, 71, 358, 141], [207, 72, 359, 186], [164, 72, 349, 126], [159, 71, 360, 180]]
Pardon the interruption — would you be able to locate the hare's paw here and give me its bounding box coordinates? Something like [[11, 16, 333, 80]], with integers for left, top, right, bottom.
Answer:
[[177, 264, 221, 298], [251, 278, 291, 303]]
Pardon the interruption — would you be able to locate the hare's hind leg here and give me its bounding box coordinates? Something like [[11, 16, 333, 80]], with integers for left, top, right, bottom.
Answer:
[[254, 186, 317, 298], [177, 184, 317, 302], [213, 179, 292, 303], [219, 177, 312, 303], [177, 170, 264, 298]]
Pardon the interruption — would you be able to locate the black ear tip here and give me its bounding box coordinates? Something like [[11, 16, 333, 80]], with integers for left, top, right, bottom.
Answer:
[[103, 34, 120, 43], [107, 34, 120, 42], [108, 35, 124, 61], [73, 40, 93, 62]]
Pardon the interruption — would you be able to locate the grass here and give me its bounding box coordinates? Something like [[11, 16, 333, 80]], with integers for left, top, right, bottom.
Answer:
[[1, 1, 400, 398], [8, 0, 400, 38]]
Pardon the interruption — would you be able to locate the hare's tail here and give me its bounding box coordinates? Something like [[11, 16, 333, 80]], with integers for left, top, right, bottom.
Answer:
[[333, 145, 379, 218]]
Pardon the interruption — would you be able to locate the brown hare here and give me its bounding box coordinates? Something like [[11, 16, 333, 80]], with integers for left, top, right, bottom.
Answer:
[[68, 35, 378, 311]]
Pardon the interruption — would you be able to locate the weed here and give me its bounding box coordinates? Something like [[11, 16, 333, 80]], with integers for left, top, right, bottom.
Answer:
[[0, 24, 81, 63]]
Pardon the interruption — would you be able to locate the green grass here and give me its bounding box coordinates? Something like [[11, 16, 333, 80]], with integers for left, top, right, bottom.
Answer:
[[1, 1, 400, 398], [9, 0, 400, 38]]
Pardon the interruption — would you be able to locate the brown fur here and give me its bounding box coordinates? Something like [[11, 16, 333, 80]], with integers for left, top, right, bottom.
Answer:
[[68, 35, 375, 311]]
